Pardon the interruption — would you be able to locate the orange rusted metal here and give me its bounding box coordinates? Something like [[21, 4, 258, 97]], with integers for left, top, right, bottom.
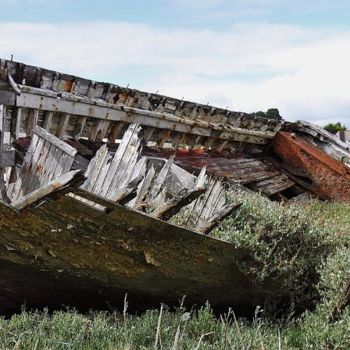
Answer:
[[273, 131, 350, 202]]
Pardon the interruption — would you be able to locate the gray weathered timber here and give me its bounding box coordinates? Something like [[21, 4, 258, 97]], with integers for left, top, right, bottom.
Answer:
[[0, 105, 8, 202], [11, 170, 81, 210], [34, 126, 77, 157], [82, 124, 144, 202], [153, 187, 205, 221], [10, 126, 76, 201], [7, 73, 21, 95], [0, 189, 282, 314], [10, 86, 272, 145], [82, 125, 229, 229], [128, 165, 156, 209], [27, 109, 39, 136], [0, 150, 15, 168], [0, 59, 282, 155], [185, 179, 240, 233], [0, 59, 281, 133]]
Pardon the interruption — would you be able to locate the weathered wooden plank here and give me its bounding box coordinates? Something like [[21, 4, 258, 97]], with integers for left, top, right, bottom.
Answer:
[[27, 109, 39, 136], [34, 126, 77, 157], [82, 144, 109, 192], [56, 113, 70, 139], [14, 107, 22, 139], [185, 178, 234, 233], [128, 165, 156, 209], [0, 105, 9, 202], [100, 124, 142, 198], [42, 111, 53, 131], [13, 86, 273, 145], [51, 149, 75, 182], [10, 133, 40, 201], [108, 121, 125, 143], [0, 150, 15, 168], [195, 167, 207, 188], [45, 147, 63, 182], [10, 127, 76, 202], [148, 156, 174, 201], [11, 170, 81, 210], [91, 119, 110, 141], [73, 116, 87, 140], [253, 174, 295, 196], [25, 139, 52, 192], [0, 186, 281, 314], [197, 203, 242, 234], [110, 155, 146, 203], [22, 136, 45, 195], [166, 163, 197, 193], [153, 187, 205, 221], [7, 73, 21, 95], [91, 151, 113, 194]]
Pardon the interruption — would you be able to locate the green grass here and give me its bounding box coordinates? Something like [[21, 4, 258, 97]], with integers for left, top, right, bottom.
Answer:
[[1, 195, 350, 349], [2, 303, 350, 349]]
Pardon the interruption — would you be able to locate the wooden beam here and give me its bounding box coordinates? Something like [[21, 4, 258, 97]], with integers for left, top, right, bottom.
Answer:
[[91, 120, 110, 141], [57, 113, 70, 139], [7, 73, 21, 95], [14, 107, 22, 139], [34, 126, 77, 157], [11, 86, 273, 145], [11, 170, 81, 210], [42, 111, 53, 131], [73, 116, 87, 140], [153, 187, 205, 221], [27, 109, 39, 136], [0, 105, 9, 203], [197, 203, 242, 234]]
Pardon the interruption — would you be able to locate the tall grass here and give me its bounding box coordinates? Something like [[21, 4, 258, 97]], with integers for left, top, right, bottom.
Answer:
[[1, 302, 350, 349]]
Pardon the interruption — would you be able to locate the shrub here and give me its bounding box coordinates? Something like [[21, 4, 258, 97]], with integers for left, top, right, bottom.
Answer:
[[211, 193, 339, 312]]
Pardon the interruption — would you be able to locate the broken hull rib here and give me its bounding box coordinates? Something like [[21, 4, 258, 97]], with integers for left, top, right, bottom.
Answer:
[[0, 190, 276, 314]]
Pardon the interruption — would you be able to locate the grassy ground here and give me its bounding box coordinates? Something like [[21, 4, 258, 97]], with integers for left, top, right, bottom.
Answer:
[[1, 195, 350, 349], [1, 303, 350, 349]]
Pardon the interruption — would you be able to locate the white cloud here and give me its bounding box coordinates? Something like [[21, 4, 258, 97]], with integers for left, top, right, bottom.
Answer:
[[0, 21, 349, 127]]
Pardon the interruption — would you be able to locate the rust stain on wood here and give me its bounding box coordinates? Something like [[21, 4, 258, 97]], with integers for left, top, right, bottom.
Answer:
[[273, 131, 350, 201]]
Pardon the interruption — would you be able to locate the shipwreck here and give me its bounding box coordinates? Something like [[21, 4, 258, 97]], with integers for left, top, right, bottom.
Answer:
[[0, 59, 349, 314]]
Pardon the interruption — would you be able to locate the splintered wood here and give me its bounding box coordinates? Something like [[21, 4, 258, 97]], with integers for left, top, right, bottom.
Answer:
[[1, 116, 238, 233], [0, 104, 8, 202], [82, 124, 144, 202], [82, 123, 240, 233], [8, 126, 78, 207]]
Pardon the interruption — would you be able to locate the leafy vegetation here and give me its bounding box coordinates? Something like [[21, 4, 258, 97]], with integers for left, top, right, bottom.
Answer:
[[211, 193, 345, 312], [251, 108, 282, 120], [324, 122, 347, 134], [1, 193, 350, 349]]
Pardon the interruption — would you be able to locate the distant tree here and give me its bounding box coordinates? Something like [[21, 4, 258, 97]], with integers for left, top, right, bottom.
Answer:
[[324, 122, 347, 135], [265, 108, 282, 120], [253, 111, 267, 118], [252, 108, 282, 120]]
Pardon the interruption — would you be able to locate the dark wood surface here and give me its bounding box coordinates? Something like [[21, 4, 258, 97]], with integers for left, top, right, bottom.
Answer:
[[0, 190, 280, 315]]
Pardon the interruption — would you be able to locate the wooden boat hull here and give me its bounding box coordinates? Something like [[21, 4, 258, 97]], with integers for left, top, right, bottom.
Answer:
[[273, 131, 350, 202], [0, 190, 279, 314]]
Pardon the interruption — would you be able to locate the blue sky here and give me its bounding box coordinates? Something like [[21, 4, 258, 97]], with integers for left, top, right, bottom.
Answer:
[[1, 0, 350, 126], [2, 0, 350, 28]]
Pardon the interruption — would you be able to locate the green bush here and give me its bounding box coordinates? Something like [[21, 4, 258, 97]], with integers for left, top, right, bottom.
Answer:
[[211, 193, 340, 311]]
